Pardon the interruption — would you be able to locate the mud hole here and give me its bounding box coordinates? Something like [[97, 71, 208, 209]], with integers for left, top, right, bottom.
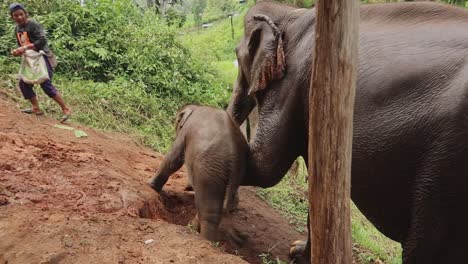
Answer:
[[136, 188, 265, 263], [138, 189, 196, 226]]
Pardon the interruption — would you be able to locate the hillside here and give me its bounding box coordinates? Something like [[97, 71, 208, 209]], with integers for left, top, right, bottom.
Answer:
[[0, 93, 307, 264]]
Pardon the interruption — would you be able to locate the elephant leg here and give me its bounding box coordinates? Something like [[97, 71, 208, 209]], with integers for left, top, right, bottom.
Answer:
[[402, 171, 448, 264], [193, 176, 225, 242], [184, 173, 194, 191], [225, 162, 243, 213], [440, 233, 467, 264], [222, 185, 246, 244], [148, 135, 185, 192], [222, 211, 248, 245], [224, 187, 239, 213], [403, 206, 447, 264], [290, 210, 311, 261], [229, 190, 239, 212]]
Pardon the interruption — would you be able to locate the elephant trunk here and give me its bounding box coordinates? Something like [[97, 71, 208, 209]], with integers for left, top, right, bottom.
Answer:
[[227, 93, 256, 126], [242, 141, 297, 188], [227, 69, 257, 126], [241, 112, 302, 188]]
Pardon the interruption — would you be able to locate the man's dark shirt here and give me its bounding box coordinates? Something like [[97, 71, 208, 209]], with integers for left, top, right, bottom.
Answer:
[[15, 19, 50, 53]]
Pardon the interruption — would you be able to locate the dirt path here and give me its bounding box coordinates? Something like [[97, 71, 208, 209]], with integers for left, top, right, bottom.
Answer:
[[0, 96, 305, 264]]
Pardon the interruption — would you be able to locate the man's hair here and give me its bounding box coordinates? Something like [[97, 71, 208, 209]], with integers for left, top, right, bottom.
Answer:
[[9, 3, 25, 15]]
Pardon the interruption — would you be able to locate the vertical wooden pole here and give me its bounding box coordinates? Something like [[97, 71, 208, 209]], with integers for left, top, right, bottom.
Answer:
[[308, 0, 359, 263]]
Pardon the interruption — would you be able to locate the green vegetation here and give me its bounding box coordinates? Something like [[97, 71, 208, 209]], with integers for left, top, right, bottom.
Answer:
[[259, 253, 287, 264], [256, 163, 309, 232], [172, 0, 252, 28], [0, 0, 235, 152], [178, 9, 245, 88], [351, 203, 402, 264]]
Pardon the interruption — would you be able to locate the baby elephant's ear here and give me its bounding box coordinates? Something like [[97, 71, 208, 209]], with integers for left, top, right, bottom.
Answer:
[[176, 108, 194, 131]]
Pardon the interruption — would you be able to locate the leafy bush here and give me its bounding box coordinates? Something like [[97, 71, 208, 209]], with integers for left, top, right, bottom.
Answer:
[[0, 0, 231, 151]]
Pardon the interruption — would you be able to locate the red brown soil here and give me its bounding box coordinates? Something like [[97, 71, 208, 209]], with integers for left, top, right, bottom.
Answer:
[[0, 96, 306, 264]]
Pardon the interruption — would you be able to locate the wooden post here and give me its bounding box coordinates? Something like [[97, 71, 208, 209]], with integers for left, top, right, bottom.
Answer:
[[308, 0, 359, 263]]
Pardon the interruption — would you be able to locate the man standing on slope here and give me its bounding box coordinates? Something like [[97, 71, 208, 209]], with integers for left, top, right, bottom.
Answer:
[[9, 3, 71, 123]]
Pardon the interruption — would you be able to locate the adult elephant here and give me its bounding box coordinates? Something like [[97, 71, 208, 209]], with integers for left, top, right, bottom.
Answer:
[[228, 2, 468, 263]]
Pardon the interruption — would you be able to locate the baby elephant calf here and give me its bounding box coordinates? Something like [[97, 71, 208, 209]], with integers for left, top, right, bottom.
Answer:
[[148, 104, 248, 243]]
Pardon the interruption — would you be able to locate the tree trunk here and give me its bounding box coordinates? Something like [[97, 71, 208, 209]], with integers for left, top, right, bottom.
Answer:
[[308, 0, 359, 263], [160, 0, 168, 15]]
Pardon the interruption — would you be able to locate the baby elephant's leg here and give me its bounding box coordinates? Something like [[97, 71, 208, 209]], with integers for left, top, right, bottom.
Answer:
[[148, 136, 185, 192], [194, 179, 225, 242], [148, 173, 170, 192], [225, 188, 239, 213], [223, 185, 246, 244], [223, 211, 248, 245]]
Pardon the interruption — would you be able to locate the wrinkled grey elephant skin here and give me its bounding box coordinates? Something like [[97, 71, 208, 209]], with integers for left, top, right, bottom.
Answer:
[[148, 105, 248, 243], [227, 2, 468, 263]]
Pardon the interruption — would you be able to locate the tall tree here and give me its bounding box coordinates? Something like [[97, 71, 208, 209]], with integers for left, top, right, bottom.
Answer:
[[308, 0, 359, 263]]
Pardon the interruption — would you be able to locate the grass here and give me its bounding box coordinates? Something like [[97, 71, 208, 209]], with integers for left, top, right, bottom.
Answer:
[[178, 10, 245, 88], [259, 253, 288, 264], [0, 75, 179, 153], [351, 203, 402, 264], [256, 165, 309, 233]]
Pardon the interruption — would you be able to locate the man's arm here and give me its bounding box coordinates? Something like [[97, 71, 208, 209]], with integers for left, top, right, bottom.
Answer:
[[29, 21, 47, 50]]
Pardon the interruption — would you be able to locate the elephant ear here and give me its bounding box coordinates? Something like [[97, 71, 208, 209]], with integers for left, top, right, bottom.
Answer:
[[175, 107, 194, 132], [248, 14, 286, 96]]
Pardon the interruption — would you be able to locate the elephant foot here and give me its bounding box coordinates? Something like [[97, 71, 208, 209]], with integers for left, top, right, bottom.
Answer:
[[148, 176, 166, 193], [227, 227, 248, 246], [148, 181, 162, 193], [289, 240, 310, 262]]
